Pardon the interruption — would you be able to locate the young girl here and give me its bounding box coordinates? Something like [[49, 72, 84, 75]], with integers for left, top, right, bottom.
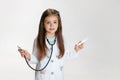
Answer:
[[18, 8, 84, 80]]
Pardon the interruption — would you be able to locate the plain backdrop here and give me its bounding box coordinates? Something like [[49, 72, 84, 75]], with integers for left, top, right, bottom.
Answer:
[[0, 0, 120, 80]]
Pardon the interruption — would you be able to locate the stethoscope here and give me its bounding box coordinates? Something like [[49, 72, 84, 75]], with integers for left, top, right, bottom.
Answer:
[[18, 37, 56, 71]]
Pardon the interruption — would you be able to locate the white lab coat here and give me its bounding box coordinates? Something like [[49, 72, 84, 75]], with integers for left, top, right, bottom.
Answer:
[[28, 38, 80, 80]]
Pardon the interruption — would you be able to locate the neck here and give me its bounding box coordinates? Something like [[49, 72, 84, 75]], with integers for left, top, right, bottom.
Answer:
[[46, 33, 55, 38]]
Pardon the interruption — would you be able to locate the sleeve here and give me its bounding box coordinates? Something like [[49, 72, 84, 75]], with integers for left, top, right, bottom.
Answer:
[[28, 39, 39, 64], [63, 40, 80, 62]]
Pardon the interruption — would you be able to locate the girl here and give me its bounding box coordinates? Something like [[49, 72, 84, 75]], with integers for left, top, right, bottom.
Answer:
[[18, 8, 84, 80]]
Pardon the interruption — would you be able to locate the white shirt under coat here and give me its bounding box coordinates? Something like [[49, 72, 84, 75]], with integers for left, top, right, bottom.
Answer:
[[28, 38, 80, 80]]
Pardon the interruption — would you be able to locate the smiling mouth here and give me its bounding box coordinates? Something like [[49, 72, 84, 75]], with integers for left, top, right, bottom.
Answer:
[[49, 28, 55, 30]]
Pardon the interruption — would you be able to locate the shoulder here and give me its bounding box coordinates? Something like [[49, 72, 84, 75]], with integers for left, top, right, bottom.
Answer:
[[63, 37, 70, 50], [33, 37, 37, 48]]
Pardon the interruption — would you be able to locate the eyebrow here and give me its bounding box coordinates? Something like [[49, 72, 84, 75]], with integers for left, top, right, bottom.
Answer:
[[44, 20, 58, 22]]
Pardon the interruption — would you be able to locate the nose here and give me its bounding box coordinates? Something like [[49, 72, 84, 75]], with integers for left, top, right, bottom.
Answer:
[[50, 23, 53, 27]]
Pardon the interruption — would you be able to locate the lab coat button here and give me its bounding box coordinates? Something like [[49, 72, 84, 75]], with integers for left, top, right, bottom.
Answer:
[[51, 60, 54, 63], [51, 72, 54, 75]]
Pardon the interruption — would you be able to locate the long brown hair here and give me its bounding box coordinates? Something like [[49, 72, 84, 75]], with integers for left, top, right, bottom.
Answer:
[[36, 8, 65, 60]]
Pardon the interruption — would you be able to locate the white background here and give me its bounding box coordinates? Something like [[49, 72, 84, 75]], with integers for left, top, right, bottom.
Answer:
[[0, 0, 120, 80]]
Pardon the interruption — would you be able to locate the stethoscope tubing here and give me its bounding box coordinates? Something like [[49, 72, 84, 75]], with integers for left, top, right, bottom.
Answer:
[[24, 38, 56, 71]]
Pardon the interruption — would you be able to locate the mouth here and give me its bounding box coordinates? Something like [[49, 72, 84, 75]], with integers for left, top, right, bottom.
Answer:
[[49, 28, 55, 31]]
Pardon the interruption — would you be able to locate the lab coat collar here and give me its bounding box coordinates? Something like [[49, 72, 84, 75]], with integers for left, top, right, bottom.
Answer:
[[45, 37, 57, 50]]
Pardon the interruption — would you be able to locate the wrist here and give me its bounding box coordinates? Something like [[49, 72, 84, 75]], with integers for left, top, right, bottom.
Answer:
[[26, 53, 31, 61]]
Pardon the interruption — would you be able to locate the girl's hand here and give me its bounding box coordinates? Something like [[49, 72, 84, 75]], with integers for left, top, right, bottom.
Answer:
[[74, 41, 84, 53], [18, 49, 31, 60]]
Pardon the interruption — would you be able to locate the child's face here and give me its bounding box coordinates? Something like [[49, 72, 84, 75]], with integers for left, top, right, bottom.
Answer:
[[44, 15, 58, 36]]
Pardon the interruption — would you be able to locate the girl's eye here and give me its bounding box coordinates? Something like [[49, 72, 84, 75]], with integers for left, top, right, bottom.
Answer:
[[54, 22, 57, 24], [46, 22, 50, 24]]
